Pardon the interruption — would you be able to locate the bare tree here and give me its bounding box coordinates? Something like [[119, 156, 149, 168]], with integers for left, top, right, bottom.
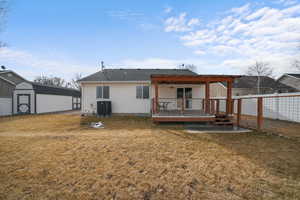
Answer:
[[34, 75, 67, 87], [293, 59, 300, 71], [69, 73, 82, 90], [0, 0, 8, 48], [177, 64, 197, 72], [246, 61, 274, 94]]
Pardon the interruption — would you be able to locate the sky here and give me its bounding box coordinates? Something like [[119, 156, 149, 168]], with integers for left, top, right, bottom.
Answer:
[[0, 0, 300, 81]]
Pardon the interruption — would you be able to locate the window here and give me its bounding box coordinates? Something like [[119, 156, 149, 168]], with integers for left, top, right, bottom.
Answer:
[[96, 86, 109, 99], [143, 86, 149, 99], [103, 86, 109, 99], [136, 85, 149, 99]]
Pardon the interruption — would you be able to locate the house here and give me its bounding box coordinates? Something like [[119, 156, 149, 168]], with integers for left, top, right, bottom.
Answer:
[[0, 70, 27, 116], [277, 73, 300, 91], [79, 68, 240, 123], [210, 76, 297, 97], [13, 81, 81, 114], [0, 70, 27, 98]]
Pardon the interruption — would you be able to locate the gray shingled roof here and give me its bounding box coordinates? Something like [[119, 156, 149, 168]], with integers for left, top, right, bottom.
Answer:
[[79, 68, 198, 82], [0, 70, 27, 84], [287, 73, 300, 79], [221, 76, 296, 91]]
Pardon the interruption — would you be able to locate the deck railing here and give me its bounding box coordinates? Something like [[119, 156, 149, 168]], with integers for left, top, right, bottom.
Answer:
[[152, 98, 216, 114]]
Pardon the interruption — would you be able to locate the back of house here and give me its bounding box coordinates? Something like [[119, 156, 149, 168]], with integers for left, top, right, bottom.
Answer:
[[79, 68, 198, 115]]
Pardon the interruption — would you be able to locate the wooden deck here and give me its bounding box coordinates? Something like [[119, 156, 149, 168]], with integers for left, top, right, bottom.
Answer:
[[152, 110, 216, 122]]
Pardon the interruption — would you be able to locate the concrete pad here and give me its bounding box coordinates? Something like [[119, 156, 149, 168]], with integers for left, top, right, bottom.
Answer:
[[185, 125, 252, 134]]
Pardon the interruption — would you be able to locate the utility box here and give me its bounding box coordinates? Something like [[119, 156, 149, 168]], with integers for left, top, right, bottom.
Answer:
[[97, 101, 112, 116]]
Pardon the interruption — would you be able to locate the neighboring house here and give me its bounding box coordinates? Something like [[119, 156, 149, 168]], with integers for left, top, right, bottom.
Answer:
[[0, 70, 27, 98], [79, 68, 240, 124], [13, 81, 81, 114], [210, 76, 297, 97], [0, 70, 27, 116], [277, 73, 300, 91]]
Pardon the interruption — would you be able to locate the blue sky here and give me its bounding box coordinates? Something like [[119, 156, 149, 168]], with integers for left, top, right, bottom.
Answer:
[[0, 0, 300, 80]]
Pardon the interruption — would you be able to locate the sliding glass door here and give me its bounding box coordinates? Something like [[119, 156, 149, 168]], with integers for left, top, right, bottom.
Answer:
[[176, 88, 193, 109]]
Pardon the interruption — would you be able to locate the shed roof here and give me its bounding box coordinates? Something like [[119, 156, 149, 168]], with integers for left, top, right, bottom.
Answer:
[[31, 82, 81, 97], [79, 68, 198, 82]]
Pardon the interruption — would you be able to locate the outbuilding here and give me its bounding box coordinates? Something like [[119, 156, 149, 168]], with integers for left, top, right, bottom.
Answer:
[[13, 81, 81, 114]]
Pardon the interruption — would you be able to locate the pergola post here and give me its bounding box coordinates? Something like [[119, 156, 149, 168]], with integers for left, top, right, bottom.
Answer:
[[226, 80, 233, 115], [205, 81, 210, 114], [154, 82, 158, 114]]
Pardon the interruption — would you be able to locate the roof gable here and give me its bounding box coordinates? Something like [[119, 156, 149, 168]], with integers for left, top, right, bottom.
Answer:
[[79, 68, 198, 82], [0, 70, 27, 84]]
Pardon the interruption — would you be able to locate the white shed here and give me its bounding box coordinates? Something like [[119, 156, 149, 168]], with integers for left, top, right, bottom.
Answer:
[[13, 82, 81, 114]]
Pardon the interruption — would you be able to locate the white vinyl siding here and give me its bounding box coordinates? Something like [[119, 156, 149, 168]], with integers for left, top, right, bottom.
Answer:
[[0, 98, 12, 116], [82, 83, 151, 114], [36, 94, 72, 113], [81, 83, 205, 114]]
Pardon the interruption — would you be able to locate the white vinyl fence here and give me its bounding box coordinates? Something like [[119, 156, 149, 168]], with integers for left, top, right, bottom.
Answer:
[[0, 98, 12, 116], [215, 92, 300, 123]]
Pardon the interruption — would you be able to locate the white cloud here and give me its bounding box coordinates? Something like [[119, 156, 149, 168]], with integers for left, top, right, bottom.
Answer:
[[164, 13, 200, 32], [0, 47, 93, 80], [164, 2, 300, 75], [230, 3, 251, 15], [106, 10, 144, 20], [164, 6, 173, 13], [275, 0, 298, 6], [118, 58, 224, 74], [194, 50, 206, 55], [187, 18, 200, 26]]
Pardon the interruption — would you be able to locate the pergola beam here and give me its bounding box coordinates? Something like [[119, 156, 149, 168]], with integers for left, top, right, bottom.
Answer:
[[151, 75, 240, 84]]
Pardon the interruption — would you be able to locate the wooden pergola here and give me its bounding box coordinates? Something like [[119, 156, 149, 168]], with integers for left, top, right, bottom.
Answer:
[[151, 74, 241, 122]]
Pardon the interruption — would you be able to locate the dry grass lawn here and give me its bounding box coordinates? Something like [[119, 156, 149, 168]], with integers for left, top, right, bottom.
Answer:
[[0, 114, 300, 200]]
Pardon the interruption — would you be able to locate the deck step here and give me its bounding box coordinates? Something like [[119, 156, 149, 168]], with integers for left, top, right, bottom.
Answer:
[[214, 121, 234, 125], [214, 114, 234, 126]]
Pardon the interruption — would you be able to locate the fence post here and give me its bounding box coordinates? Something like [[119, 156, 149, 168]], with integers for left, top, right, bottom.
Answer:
[[257, 97, 263, 130], [237, 99, 242, 127], [276, 93, 279, 120]]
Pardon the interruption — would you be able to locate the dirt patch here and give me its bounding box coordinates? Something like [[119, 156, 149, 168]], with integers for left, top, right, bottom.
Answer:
[[0, 114, 299, 199]]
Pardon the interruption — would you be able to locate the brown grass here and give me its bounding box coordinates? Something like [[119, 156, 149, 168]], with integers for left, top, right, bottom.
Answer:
[[238, 115, 300, 140], [0, 114, 300, 200]]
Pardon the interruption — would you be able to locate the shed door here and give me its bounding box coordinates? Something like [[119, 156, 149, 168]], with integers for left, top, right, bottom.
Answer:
[[17, 94, 31, 114]]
